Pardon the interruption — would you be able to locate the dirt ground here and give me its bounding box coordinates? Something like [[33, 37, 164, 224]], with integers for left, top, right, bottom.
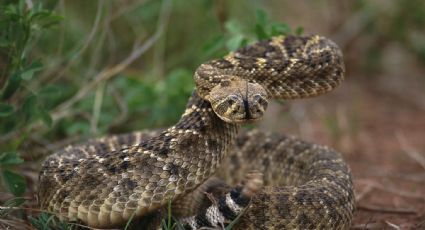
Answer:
[[260, 76, 425, 229]]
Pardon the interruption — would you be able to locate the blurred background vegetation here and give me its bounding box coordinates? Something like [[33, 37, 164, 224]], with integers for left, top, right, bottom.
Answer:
[[1, 0, 424, 229]]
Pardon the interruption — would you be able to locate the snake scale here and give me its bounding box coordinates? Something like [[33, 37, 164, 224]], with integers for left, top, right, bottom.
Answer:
[[38, 35, 355, 229]]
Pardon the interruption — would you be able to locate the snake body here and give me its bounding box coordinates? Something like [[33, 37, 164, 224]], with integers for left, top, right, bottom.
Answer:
[[38, 35, 355, 229]]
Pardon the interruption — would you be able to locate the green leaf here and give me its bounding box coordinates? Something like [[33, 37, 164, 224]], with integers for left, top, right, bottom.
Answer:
[[255, 10, 269, 27], [0, 36, 10, 47], [295, 26, 304, 35], [29, 3, 63, 27], [38, 85, 62, 96], [255, 10, 270, 40], [255, 24, 269, 40], [0, 152, 24, 166], [202, 35, 225, 59], [28, 213, 51, 230], [3, 197, 26, 207], [226, 34, 248, 51], [271, 23, 291, 36], [66, 121, 90, 136], [0, 103, 14, 117], [0, 116, 18, 135], [2, 72, 22, 100], [224, 20, 244, 35], [2, 169, 26, 196], [30, 11, 63, 29], [21, 94, 38, 123], [20, 61, 43, 80], [29, 212, 62, 230], [38, 108, 52, 127]]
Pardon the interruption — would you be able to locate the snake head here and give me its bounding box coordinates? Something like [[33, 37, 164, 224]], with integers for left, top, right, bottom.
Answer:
[[206, 79, 269, 123]]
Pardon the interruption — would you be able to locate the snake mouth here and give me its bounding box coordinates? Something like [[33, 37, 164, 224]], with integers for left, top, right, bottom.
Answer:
[[216, 98, 264, 124], [216, 113, 262, 124]]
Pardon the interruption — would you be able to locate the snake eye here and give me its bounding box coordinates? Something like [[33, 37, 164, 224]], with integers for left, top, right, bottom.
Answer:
[[253, 94, 263, 101], [227, 95, 239, 106], [253, 94, 268, 107]]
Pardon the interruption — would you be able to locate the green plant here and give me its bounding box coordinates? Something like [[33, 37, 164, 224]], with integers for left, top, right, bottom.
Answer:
[[0, 0, 61, 196], [0, 152, 25, 196], [161, 199, 180, 230], [202, 9, 299, 58], [29, 212, 72, 230]]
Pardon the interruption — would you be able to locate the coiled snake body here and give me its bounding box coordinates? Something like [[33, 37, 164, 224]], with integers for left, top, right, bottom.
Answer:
[[39, 35, 355, 229]]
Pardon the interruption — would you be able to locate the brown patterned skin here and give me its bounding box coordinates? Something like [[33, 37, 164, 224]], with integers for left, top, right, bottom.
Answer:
[[38, 35, 353, 229], [39, 93, 239, 228], [221, 130, 354, 229], [171, 130, 354, 230], [195, 35, 344, 104]]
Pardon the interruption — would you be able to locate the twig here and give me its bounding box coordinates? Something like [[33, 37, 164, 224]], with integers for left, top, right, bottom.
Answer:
[[0, 205, 53, 214], [0, 218, 32, 230], [357, 179, 425, 200], [355, 171, 425, 183], [415, 219, 425, 228], [351, 221, 402, 230], [384, 221, 401, 230], [90, 83, 105, 134], [350, 222, 384, 230], [372, 85, 425, 112], [29, 133, 81, 154], [357, 204, 417, 215], [364, 214, 376, 230], [25, 0, 33, 9], [72, 223, 121, 230], [109, 86, 129, 128], [36, 0, 105, 85], [87, 15, 108, 77], [110, 1, 148, 21], [54, 0, 105, 81], [355, 184, 373, 202], [51, 0, 172, 122], [56, 0, 66, 61], [153, 1, 172, 78], [0, 1, 174, 143], [396, 132, 425, 171]]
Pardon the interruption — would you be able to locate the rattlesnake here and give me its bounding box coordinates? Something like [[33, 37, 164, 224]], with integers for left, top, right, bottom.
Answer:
[[38, 35, 355, 229]]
